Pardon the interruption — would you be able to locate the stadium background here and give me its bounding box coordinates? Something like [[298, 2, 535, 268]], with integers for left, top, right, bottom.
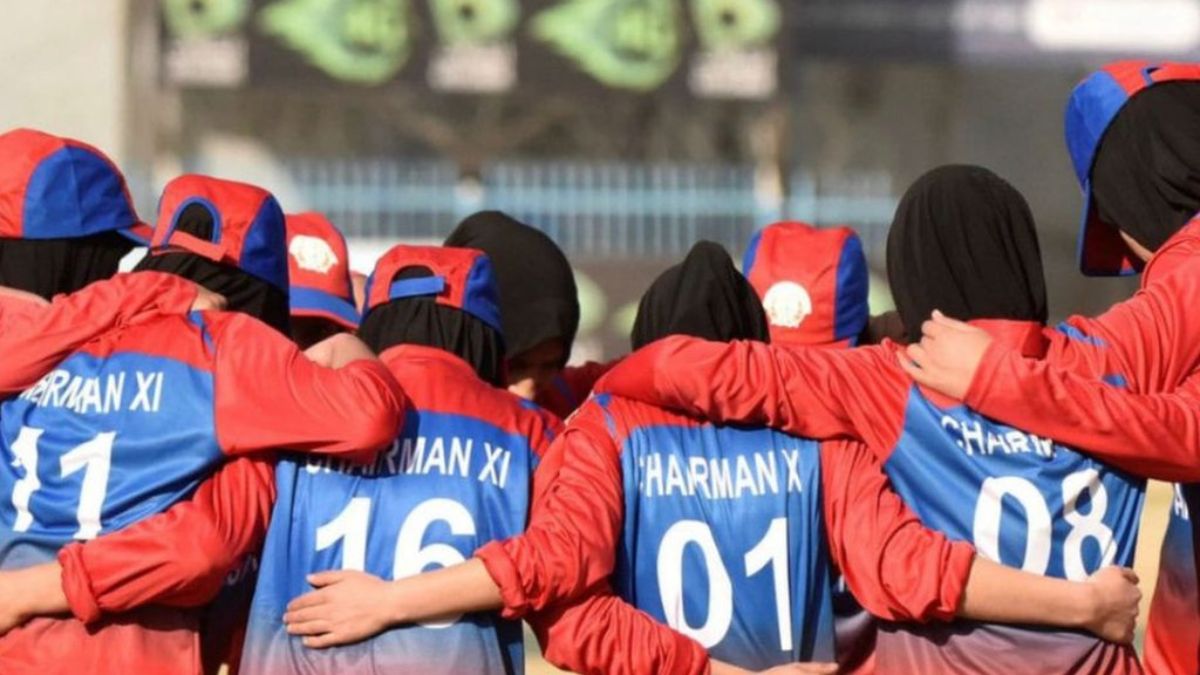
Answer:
[[1, 1, 1194, 669]]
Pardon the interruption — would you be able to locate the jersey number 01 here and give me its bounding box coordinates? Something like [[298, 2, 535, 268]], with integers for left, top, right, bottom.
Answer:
[[658, 517, 793, 651]]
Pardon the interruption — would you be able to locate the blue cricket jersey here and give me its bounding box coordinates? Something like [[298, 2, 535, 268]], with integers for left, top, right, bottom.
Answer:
[[242, 347, 548, 675], [593, 394, 836, 670]]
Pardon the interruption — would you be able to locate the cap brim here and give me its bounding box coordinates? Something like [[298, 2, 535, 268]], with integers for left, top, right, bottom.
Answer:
[[117, 222, 154, 246], [1076, 180, 1141, 277], [290, 286, 361, 330]]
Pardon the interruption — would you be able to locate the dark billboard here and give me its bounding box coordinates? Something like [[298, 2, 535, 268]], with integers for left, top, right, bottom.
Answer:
[[160, 0, 789, 99]]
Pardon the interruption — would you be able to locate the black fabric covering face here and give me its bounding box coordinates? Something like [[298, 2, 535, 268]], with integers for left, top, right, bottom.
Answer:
[[631, 241, 769, 349], [444, 211, 578, 366], [358, 266, 506, 387], [1091, 82, 1200, 253], [0, 231, 133, 300], [135, 203, 289, 334], [887, 165, 1048, 344]]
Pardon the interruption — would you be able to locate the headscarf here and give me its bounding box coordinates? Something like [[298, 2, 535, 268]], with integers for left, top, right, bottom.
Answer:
[[135, 203, 290, 334], [887, 165, 1047, 343], [0, 232, 133, 300], [1091, 81, 1200, 253], [631, 241, 769, 349], [358, 266, 506, 387], [444, 211, 579, 365]]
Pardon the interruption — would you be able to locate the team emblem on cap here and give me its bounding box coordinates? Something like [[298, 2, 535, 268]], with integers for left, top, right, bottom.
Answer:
[[762, 281, 813, 328], [289, 235, 339, 274]]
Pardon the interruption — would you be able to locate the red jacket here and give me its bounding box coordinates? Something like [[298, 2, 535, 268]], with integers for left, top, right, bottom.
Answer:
[[0, 289, 406, 675], [477, 390, 974, 673], [0, 273, 201, 397]]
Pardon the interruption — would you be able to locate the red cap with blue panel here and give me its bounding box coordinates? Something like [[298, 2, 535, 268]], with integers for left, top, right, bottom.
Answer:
[[0, 128, 153, 243], [742, 221, 868, 347], [149, 174, 289, 291], [286, 212, 359, 329], [1066, 60, 1200, 276], [364, 244, 502, 333]]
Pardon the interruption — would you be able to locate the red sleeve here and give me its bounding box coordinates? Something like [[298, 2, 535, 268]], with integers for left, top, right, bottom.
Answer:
[[596, 337, 907, 452], [1039, 320, 1130, 380], [965, 341, 1200, 482], [475, 402, 623, 619], [821, 440, 974, 622], [529, 590, 709, 675], [1046, 263, 1200, 393], [56, 456, 276, 623], [209, 314, 406, 462], [0, 272, 198, 396]]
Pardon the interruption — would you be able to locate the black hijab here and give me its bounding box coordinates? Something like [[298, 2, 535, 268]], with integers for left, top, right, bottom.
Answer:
[[134, 203, 290, 334], [887, 165, 1047, 344], [1091, 81, 1200, 253], [0, 232, 133, 300], [631, 241, 769, 349], [444, 211, 578, 366], [358, 266, 506, 387]]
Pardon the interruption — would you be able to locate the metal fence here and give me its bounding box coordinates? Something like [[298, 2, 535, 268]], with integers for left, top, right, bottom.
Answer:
[[148, 158, 897, 260]]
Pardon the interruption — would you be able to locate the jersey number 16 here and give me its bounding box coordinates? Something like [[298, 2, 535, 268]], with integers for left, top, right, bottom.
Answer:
[[316, 496, 476, 628]]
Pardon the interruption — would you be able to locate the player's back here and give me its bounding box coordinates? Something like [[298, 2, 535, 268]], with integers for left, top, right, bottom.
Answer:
[[876, 384, 1145, 674], [588, 393, 836, 670], [0, 311, 226, 568], [243, 344, 548, 675]]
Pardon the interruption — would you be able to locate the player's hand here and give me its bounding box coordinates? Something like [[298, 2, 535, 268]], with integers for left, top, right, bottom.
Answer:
[[0, 571, 32, 635], [188, 284, 226, 313], [0, 285, 49, 308], [284, 569, 397, 648], [0, 563, 68, 636], [898, 310, 993, 400], [1081, 566, 1141, 644]]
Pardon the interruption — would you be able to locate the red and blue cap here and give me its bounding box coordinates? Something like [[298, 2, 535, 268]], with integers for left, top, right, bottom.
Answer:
[[1066, 60, 1200, 276], [286, 212, 360, 329], [364, 244, 503, 333], [149, 174, 289, 291], [0, 128, 153, 243], [742, 221, 868, 347]]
